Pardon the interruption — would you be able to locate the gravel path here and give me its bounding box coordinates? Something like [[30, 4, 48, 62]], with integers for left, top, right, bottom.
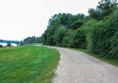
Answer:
[[50, 47, 118, 83]]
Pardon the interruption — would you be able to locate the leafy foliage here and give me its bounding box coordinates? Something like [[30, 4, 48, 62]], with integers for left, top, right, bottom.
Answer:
[[69, 28, 87, 48], [91, 10, 118, 58], [23, 36, 42, 44], [42, 0, 118, 58], [88, 0, 118, 20], [42, 13, 85, 46], [0, 44, 3, 48], [7, 42, 11, 47]]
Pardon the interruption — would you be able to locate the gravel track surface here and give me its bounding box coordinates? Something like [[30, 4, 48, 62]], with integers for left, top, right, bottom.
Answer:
[[50, 47, 118, 83]]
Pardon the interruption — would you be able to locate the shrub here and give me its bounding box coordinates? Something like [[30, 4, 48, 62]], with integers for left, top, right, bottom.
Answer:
[[62, 29, 75, 47], [91, 10, 118, 58], [0, 44, 3, 48], [82, 18, 97, 50], [7, 42, 11, 47], [69, 28, 87, 48]]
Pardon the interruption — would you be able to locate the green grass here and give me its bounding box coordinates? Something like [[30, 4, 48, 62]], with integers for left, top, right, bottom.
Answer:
[[74, 48, 118, 67], [0, 45, 60, 83]]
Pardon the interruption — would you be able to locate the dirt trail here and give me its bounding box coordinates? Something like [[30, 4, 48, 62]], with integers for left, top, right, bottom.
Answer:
[[50, 47, 118, 83]]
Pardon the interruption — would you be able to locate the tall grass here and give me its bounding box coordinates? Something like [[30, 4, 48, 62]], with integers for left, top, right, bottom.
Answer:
[[0, 45, 60, 83]]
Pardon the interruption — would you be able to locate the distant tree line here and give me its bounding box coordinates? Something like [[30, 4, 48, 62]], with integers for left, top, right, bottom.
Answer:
[[0, 42, 17, 47], [0, 36, 42, 47], [42, 0, 118, 58], [23, 36, 42, 44], [0, 39, 19, 43], [0, 39, 20, 47]]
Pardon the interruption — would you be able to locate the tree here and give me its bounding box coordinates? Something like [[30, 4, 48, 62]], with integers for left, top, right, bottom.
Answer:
[[23, 36, 42, 44], [98, 0, 117, 15], [42, 13, 85, 46], [69, 29, 87, 48], [7, 42, 11, 47], [42, 1, 118, 58], [88, 0, 118, 20], [20, 41, 24, 46], [0, 44, 3, 48], [88, 8, 103, 20]]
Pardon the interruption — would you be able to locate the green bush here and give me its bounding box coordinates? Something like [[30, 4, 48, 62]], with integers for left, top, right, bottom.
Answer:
[[7, 42, 11, 47], [69, 28, 87, 48], [62, 29, 75, 47], [91, 10, 118, 58], [81, 18, 97, 50], [0, 44, 3, 48]]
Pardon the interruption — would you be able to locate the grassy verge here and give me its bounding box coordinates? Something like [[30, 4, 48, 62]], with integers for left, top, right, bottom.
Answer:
[[72, 48, 118, 67], [0, 45, 60, 83]]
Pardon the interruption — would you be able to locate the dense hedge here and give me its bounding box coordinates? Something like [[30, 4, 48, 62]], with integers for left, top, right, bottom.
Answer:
[[91, 11, 118, 58], [42, 1, 118, 58], [69, 28, 87, 48]]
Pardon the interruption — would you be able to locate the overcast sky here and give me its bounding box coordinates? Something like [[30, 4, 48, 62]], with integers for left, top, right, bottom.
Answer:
[[0, 0, 100, 40]]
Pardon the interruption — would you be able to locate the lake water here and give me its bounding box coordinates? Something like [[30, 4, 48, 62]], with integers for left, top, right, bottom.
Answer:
[[0, 43, 17, 47]]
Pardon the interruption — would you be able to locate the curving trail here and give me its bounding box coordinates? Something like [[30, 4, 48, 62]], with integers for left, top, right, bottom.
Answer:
[[50, 47, 118, 83]]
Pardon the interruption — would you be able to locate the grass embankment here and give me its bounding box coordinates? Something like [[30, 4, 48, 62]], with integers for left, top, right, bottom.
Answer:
[[0, 45, 60, 83], [75, 49, 118, 67]]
